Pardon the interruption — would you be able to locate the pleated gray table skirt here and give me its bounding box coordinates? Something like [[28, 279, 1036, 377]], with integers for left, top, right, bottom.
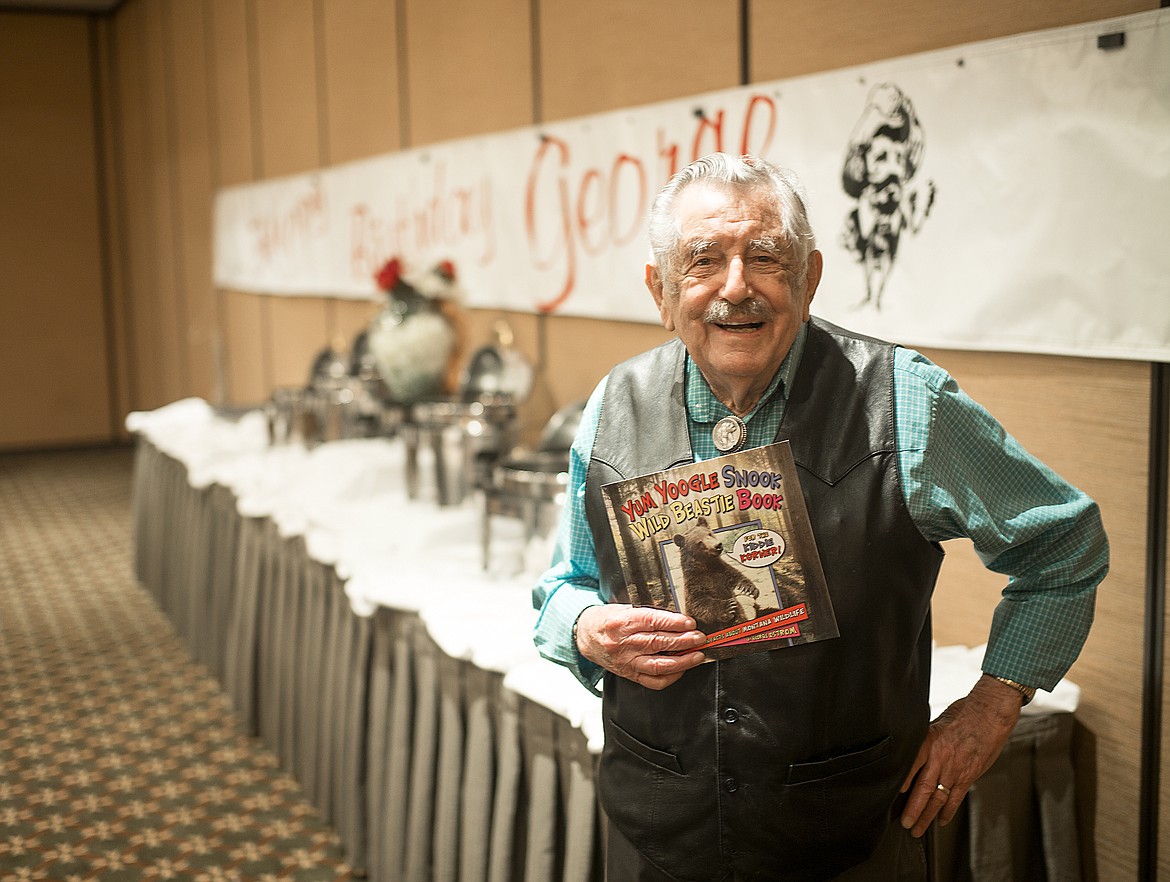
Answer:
[[131, 439, 604, 882], [131, 437, 1081, 882]]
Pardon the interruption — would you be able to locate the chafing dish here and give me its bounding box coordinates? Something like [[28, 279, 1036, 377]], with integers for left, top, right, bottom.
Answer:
[[404, 395, 519, 506], [482, 400, 585, 570], [401, 326, 532, 506]]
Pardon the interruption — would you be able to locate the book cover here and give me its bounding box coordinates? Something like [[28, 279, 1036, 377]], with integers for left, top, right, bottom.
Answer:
[[601, 440, 838, 660]]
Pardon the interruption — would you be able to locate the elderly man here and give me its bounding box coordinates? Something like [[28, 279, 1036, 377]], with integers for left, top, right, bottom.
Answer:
[[532, 153, 1106, 881]]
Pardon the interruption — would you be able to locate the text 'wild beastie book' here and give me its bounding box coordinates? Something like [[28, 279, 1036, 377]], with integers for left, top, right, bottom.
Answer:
[[601, 441, 838, 660]]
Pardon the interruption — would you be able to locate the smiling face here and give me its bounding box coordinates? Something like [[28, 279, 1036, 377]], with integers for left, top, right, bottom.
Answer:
[[646, 182, 822, 414]]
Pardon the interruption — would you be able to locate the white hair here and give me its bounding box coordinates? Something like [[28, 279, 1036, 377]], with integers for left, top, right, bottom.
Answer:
[[647, 153, 817, 292]]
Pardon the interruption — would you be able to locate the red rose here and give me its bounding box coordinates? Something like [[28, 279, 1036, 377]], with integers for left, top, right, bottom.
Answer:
[[437, 260, 456, 282], [375, 258, 402, 291]]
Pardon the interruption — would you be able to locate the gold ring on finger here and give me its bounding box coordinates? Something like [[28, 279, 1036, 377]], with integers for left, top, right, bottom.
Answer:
[[936, 783, 951, 797]]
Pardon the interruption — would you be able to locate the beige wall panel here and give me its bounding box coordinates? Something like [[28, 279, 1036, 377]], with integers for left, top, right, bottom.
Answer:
[[331, 297, 381, 352], [208, 0, 258, 188], [129, 0, 186, 404], [207, 0, 262, 403], [96, 17, 133, 439], [750, 0, 1154, 81], [142, 0, 187, 406], [925, 349, 1147, 879], [268, 297, 333, 388], [0, 13, 110, 449], [166, 0, 220, 404], [542, 314, 670, 409], [254, 0, 321, 177], [405, 0, 533, 145], [539, 0, 740, 122], [113, 1, 168, 413], [319, 0, 403, 162], [222, 291, 269, 405]]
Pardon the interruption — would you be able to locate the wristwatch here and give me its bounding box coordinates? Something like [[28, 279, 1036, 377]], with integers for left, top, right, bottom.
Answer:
[[992, 675, 1036, 706]]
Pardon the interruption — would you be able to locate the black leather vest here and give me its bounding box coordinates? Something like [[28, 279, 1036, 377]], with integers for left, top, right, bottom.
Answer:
[[584, 318, 943, 881]]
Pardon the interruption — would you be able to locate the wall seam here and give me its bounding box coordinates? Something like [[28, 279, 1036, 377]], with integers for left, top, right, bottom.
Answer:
[[531, 0, 549, 397], [313, 0, 338, 343], [530, 0, 542, 125], [313, 0, 331, 167], [245, 0, 275, 393], [88, 16, 123, 441], [1139, 361, 1169, 879], [204, 0, 230, 407], [396, 0, 411, 148], [160, 0, 192, 395], [111, 3, 141, 414], [740, 0, 750, 85]]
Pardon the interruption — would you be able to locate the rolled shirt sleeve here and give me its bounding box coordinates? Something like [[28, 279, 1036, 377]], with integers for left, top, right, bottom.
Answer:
[[895, 349, 1108, 691], [531, 378, 608, 693]]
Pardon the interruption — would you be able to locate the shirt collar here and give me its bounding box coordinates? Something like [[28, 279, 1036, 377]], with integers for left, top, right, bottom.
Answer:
[[684, 321, 809, 423]]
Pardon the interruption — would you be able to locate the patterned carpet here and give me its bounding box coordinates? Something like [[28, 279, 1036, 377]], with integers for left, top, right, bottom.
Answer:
[[0, 446, 352, 882]]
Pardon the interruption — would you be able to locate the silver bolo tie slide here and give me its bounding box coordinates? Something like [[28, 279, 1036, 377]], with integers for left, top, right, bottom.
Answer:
[[712, 414, 748, 453]]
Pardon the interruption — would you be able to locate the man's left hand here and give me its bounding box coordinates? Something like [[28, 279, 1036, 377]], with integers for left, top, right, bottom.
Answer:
[[899, 673, 1025, 837]]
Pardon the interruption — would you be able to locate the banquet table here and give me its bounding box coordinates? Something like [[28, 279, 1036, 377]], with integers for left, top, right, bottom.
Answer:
[[127, 399, 1086, 882]]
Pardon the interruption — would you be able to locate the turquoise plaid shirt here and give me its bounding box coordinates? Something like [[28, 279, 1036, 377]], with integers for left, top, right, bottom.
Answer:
[[532, 322, 1108, 696]]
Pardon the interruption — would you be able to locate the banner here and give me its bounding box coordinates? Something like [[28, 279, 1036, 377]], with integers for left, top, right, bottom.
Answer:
[[214, 10, 1170, 361]]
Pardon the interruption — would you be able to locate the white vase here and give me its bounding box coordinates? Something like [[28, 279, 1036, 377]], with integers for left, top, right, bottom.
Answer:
[[367, 291, 456, 405]]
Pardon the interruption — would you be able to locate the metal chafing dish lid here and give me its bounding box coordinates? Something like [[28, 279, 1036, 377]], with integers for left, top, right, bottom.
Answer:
[[461, 321, 534, 403], [501, 449, 570, 473], [495, 401, 583, 475], [411, 394, 517, 426], [309, 346, 349, 385], [349, 329, 375, 375], [493, 400, 578, 502], [497, 450, 570, 501], [536, 400, 585, 453]]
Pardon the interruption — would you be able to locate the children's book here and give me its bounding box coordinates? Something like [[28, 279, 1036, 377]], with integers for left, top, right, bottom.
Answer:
[[601, 441, 838, 660]]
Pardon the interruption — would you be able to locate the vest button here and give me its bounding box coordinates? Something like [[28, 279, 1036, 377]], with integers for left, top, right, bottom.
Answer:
[[722, 707, 739, 724], [724, 777, 739, 792]]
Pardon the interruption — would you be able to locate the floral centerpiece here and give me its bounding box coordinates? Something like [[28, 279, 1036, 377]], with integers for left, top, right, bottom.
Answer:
[[367, 257, 465, 404]]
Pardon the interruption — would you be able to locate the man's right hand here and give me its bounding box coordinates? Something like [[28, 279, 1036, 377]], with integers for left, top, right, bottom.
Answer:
[[574, 604, 707, 690]]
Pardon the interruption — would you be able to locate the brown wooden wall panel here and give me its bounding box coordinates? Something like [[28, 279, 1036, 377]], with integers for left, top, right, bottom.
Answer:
[[254, 0, 321, 177], [927, 350, 1148, 879], [749, 0, 1156, 82], [207, 0, 266, 404], [140, 0, 187, 406], [112, 0, 166, 413], [332, 297, 382, 354], [108, 0, 187, 413], [318, 0, 403, 163], [543, 314, 670, 411], [208, 0, 258, 188], [268, 296, 333, 388], [96, 17, 134, 437], [166, 0, 219, 404], [0, 13, 110, 449], [405, 0, 533, 145], [222, 291, 269, 405], [538, 0, 741, 122]]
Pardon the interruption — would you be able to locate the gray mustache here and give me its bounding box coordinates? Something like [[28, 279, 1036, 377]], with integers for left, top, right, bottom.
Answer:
[[703, 299, 774, 324]]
